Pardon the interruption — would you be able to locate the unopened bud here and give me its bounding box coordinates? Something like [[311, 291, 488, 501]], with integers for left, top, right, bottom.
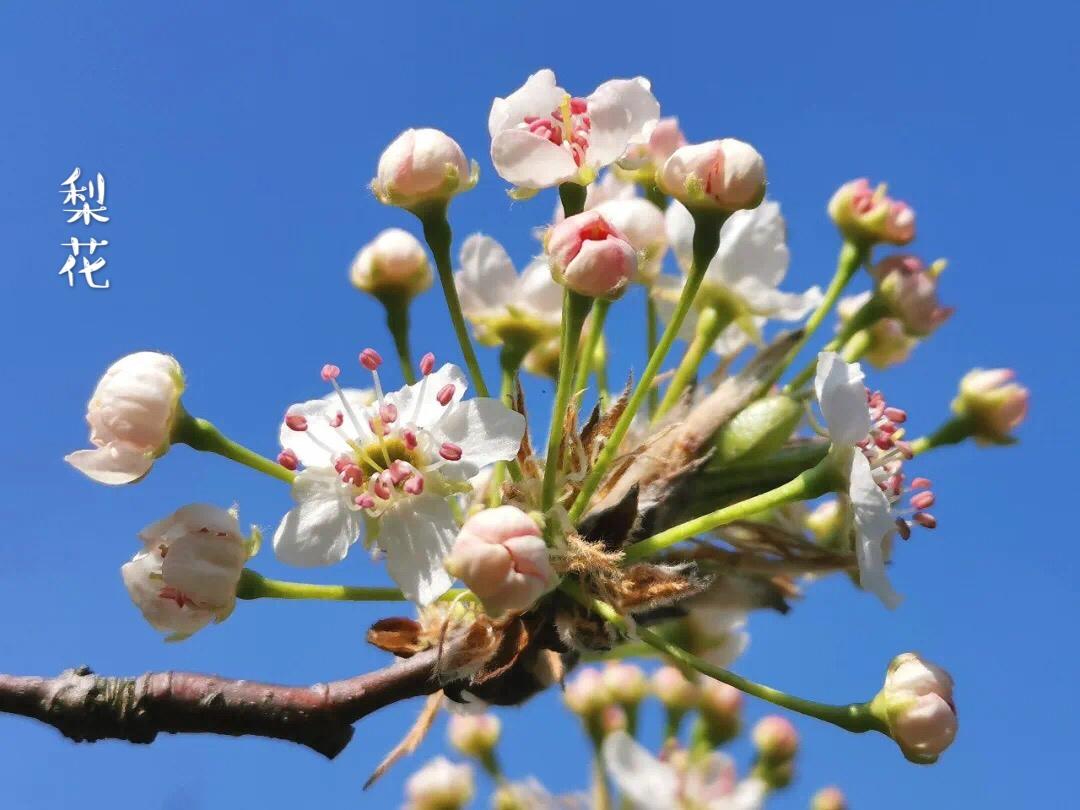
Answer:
[[872, 652, 958, 764], [812, 786, 848, 810], [651, 665, 698, 711], [601, 662, 648, 706], [951, 368, 1029, 445], [447, 713, 501, 758], [698, 680, 743, 744], [403, 757, 474, 810], [873, 255, 953, 337], [753, 715, 799, 763], [828, 178, 915, 246], [564, 667, 612, 717], [350, 228, 432, 299], [546, 210, 637, 300], [372, 128, 476, 211], [715, 395, 803, 465], [656, 138, 766, 213]]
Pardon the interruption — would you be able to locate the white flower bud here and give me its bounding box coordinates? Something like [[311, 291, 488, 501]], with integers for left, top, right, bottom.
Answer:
[[447, 712, 501, 758], [592, 198, 668, 282], [656, 139, 766, 212], [349, 228, 432, 299], [66, 351, 185, 485], [651, 665, 698, 711], [372, 128, 476, 211], [404, 757, 474, 810], [122, 504, 253, 640], [564, 668, 612, 717], [952, 369, 1029, 444], [873, 653, 958, 764], [601, 661, 648, 705]]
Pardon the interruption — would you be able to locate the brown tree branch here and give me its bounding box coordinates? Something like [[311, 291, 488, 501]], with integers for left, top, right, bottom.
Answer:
[[0, 650, 442, 759]]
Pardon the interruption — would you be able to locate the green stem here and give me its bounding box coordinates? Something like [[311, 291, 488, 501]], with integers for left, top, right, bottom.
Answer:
[[775, 241, 868, 395], [573, 299, 611, 396], [643, 182, 668, 211], [172, 410, 294, 484], [841, 328, 872, 363], [236, 569, 466, 602], [646, 296, 659, 416], [477, 750, 504, 782], [569, 210, 727, 523], [621, 458, 836, 562], [663, 707, 687, 743], [559, 182, 588, 218], [561, 581, 884, 735], [488, 347, 527, 504], [908, 415, 973, 455], [786, 293, 886, 393], [381, 294, 417, 384], [416, 204, 490, 397], [587, 731, 613, 810], [594, 336, 609, 407], [653, 305, 732, 421], [542, 290, 593, 513]]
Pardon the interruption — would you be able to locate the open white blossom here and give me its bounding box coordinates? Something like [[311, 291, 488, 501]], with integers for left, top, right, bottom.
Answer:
[[454, 234, 563, 349], [489, 68, 659, 193], [273, 360, 525, 604], [655, 201, 822, 355], [815, 351, 922, 609], [122, 504, 254, 641], [604, 731, 766, 810]]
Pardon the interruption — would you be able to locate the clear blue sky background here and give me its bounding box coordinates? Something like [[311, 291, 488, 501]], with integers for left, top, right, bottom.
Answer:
[[1, 3, 1074, 808]]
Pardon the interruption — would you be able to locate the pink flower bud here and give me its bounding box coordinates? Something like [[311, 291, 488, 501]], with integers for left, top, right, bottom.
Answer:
[[564, 667, 612, 716], [656, 139, 766, 212], [600, 705, 628, 735], [873, 653, 958, 764], [593, 198, 668, 282], [651, 665, 699, 711], [812, 786, 848, 810], [953, 368, 1029, 444], [618, 116, 687, 171], [546, 210, 637, 299], [447, 713, 501, 758], [699, 679, 743, 729], [443, 506, 557, 615], [350, 228, 432, 298], [601, 662, 648, 705], [752, 715, 799, 762], [873, 255, 953, 337], [828, 178, 915, 246], [373, 128, 475, 210], [838, 292, 916, 369], [404, 757, 474, 810]]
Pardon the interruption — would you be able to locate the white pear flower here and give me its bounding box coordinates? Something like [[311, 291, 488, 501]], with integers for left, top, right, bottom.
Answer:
[[654, 200, 822, 355], [685, 606, 750, 668], [489, 68, 659, 194], [403, 757, 474, 810], [603, 731, 766, 810], [66, 351, 185, 485], [814, 352, 940, 608], [454, 234, 563, 350], [122, 504, 256, 641], [273, 352, 525, 605]]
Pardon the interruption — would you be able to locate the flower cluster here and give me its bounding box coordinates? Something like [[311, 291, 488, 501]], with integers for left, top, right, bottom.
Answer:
[[62, 65, 1029, 802]]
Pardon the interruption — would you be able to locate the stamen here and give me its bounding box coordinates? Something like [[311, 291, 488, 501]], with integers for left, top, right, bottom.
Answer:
[[403, 429, 418, 450], [895, 518, 912, 541], [402, 475, 424, 495], [913, 512, 937, 529], [277, 449, 298, 471], [883, 407, 907, 423], [911, 477, 932, 490], [359, 348, 382, 371], [388, 459, 412, 486], [439, 442, 463, 461], [321, 364, 341, 382], [380, 403, 399, 424], [419, 352, 435, 376], [328, 411, 344, 428], [285, 413, 308, 431], [436, 384, 456, 406], [355, 494, 376, 509], [910, 491, 936, 510], [372, 472, 392, 500]]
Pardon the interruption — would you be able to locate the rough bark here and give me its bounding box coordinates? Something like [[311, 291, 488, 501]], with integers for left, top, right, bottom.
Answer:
[[0, 650, 442, 759]]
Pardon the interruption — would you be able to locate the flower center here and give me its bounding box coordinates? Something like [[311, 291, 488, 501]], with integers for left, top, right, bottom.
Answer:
[[521, 94, 591, 166]]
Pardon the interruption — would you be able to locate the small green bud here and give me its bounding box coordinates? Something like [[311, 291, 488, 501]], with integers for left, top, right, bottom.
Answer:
[[715, 396, 803, 465]]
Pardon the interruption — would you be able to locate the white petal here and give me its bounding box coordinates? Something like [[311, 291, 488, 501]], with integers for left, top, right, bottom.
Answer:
[[849, 453, 903, 609], [121, 552, 213, 636], [515, 258, 564, 321], [601, 732, 679, 810], [712, 202, 790, 288], [456, 234, 519, 316], [278, 394, 361, 467], [814, 352, 870, 446], [161, 532, 246, 606], [650, 275, 700, 344], [585, 77, 660, 167], [388, 364, 469, 429], [272, 469, 362, 567], [664, 201, 695, 272], [490, 129, 579, 189], [432, 399, 526, 470], [734, 277, 823, 320], [380, 495, 457, 604], [65, 443, 154, 485], [488, 69, 565, 136], [711, 321, 756, 357], [139, 503, 241, 545]]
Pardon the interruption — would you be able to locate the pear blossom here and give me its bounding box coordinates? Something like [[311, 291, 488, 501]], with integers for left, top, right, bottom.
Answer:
[[812, 786, 848, 810], [752, 715, 799, 761], [684, 606, 750, 668], [952, 368, 1029, 444], [828, 178, 915, 246], [873, 255, 953, 337], [492, 778, 565, 810], [618, 116, 687, 172], [838, 292, 917, 369], [564, 667, 612, 717], [447, 712, 501, 758], [815, 352, 940, 608], [122, 504, 255, 640], [604, 731, 767, 810], [66, 351, 185, 485], [546, 209, 637, 299], [593, 197, 668, 282], [657, 139, 766, 212], [443, 505, 558, 615], [403, 757, 475, 810], [488, 68, 659, 193], [872, 653, 957, 763], [654, 200, 822, 354], [651, 665, 699, 711], [349, 227, 432, 299], [699, 680, 743, 743], [601, 661, 649, 706], [372, 128, 477, 211], [272, 355, 525, 605], [454, 234, 563, 349]]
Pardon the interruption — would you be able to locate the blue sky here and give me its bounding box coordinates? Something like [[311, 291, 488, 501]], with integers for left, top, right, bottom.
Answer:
[[1, 2, 1075, 807]]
